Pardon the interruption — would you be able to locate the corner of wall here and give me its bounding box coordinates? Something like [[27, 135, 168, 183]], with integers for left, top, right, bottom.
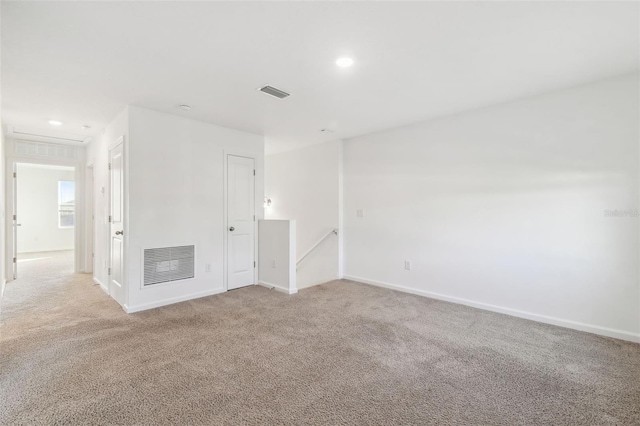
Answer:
[[0, 127, 5, 292], [337, 139, 345, 279], [289, 219, 297, 293]]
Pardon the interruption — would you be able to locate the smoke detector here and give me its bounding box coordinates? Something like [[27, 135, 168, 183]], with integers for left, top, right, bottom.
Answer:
[[258, 85, 290, 99]]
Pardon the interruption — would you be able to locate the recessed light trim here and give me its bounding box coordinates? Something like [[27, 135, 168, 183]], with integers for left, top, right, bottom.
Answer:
[[82, 125, 91, 130], [336, 57, 354, 68], [48, 120, 63, 126], [178, 104, 192, 111]]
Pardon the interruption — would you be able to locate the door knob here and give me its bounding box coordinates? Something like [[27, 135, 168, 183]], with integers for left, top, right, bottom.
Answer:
[[229, 227, 235, 232], [115, 230, 123, 235]]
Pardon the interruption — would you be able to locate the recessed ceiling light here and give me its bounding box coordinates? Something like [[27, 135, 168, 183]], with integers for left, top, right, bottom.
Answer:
[[320, 129, 335, 133], [82, 125, 91, 130], [336, 57, 354, 68], [178, 104, 192, 111], [48, 120, 63, 126]]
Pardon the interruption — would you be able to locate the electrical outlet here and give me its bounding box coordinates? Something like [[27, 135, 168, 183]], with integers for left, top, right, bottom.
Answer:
[[271, 259, 277, 268], [404, 260, 411, 271], [205, 263, 212, 272], [356, 209, 364, 218]]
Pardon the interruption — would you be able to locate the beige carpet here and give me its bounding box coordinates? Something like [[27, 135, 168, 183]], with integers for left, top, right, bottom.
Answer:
[[1, 256, 639, 425], [2, 250, 75, 317]]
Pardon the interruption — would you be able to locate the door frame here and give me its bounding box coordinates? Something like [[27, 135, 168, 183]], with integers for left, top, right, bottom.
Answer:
[[223, 150, 259, 291], [5, 156, 84, 281]]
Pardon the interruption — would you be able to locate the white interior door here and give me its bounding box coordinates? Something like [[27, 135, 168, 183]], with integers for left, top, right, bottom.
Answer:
[[109, 140, 125, 305], [227, 155, 255, 290]]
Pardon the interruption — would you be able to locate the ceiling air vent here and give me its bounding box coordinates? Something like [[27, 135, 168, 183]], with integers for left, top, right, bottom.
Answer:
[[8, 125, 91, 145], [259, 85, 290, 99]]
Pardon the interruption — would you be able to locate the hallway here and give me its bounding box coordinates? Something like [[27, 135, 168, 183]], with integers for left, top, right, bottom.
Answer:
[[1, 250, 113, 330]]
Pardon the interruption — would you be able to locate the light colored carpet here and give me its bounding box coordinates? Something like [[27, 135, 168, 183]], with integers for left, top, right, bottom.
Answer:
[[1, 256, 639, 425], [2, 250, 75, 317]]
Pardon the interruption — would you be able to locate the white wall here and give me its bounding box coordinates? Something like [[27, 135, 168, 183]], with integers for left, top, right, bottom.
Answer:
[[343, 73, 640, 341], [84, 165, 94, 274], [258, 220, 296, 294], [0, 120, 5, 295], [86, 107, 129, 292], [265, 140, 342, 288], [125, 106, 264, 312], [16, 164, 74, 253]]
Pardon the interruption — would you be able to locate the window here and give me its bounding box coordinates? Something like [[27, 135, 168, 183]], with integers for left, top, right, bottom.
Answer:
[[58, 180, 75, 228]]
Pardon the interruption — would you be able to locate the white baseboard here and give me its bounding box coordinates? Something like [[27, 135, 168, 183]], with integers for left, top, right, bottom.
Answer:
[[258, 281, 298, 295], [343, 275, 640, 343], [93, 277, 109, 294], [124, 288, 227, 313], [297, 275, 340, 290]]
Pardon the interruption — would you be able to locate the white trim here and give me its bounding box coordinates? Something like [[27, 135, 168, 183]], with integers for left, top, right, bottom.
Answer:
[[123, 287, 226, 313], [93, 276, 108, 294], [297, 276, 338, 290], [343, 275, 640, 343], [258, 281, 298, 295]]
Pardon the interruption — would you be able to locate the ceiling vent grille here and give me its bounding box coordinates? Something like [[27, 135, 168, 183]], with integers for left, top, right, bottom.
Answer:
[[259, 85, 290, 99], [8, 126, 90, 145], [143, 245, 195, 286]]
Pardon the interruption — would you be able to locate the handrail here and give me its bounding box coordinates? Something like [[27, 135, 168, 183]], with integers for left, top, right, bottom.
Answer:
[[296, 228, 338, 269]]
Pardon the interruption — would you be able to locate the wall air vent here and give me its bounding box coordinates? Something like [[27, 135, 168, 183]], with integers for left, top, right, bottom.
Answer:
[[258, 85, 290, 99], [15, 140, 78, 160], [143, 245, 195, 286]]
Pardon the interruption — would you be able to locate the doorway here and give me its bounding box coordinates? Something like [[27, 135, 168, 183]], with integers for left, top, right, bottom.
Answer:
[[226, 154, 256, 290], [12, 163, 76, 282]]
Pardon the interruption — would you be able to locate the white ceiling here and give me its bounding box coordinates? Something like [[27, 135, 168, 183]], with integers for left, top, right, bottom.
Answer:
[[2, 1, 638, 154]]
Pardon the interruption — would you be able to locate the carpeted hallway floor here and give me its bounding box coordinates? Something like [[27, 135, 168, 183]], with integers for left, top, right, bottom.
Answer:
[[2, 250, 75, 318], [1, 255, 639, 425]]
